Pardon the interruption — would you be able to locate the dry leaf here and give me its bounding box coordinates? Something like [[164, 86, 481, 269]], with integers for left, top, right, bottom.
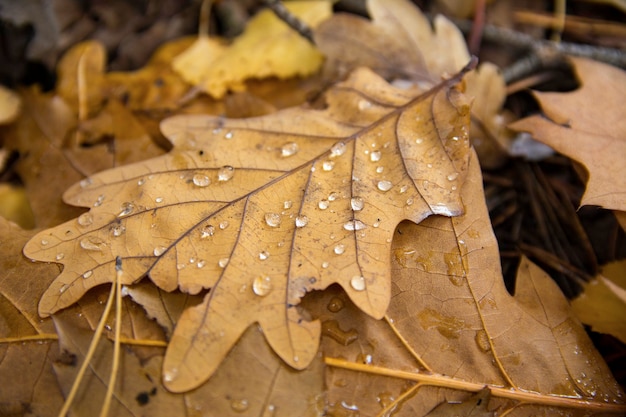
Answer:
[[509, 57, 626, 215], [306, 150, 625, 415], [25, 64, 473, 391], [173, 1, 331, 99], [571, 260, 626, 344], [0, 84, 21, 125], [0, 184, 35, 229]]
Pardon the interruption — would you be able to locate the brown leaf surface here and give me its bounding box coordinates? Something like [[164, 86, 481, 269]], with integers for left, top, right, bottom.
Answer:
[[306, 150, 625, 416], [509, 57, 626, 214], [24, 64, 473, 391]]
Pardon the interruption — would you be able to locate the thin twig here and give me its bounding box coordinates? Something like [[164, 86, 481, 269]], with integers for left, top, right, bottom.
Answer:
[[262, 0, 315, 44]]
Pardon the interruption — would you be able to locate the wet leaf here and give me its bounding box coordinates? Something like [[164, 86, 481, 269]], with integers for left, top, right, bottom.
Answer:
[[571, 260, 626, 344], [510, 57, 626, 217], [308, 150, 625, 415], [25, 63, 473, 391], [173, 1, 331, 99]]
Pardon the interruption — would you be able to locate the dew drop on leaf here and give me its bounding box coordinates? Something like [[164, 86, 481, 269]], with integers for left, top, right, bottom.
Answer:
[[330, 141, 346, 157], [475, 329, 491, 353], [94, 194, 105, 207], [376, 166, 384, 173], [447, 172, 459, 181], [415, 137, 424, 144], [200, 225, 215, 238], [295, 216, 309, 228], [334, 243, 345, 255], [358, 99, 371, 110], [406, 198, 414, 206], [196, 260, 206, 268], [110, 224, 126, 237], [370, 150, 381, 162], [155, 197, 164, 203], [281, 142, 299, 157], [343, 220, 367, 231], [118, 202, 135, 217], [318, 199, 329, 210], [322, 160, 335, 171], [80, 237, 105, 251], [350, 197, 364, 211], [259, 250, 269, 261], [322, 261, 329, 269], [377, 180, 392, 192], [55, 253, 65, 261], [283, 200, 293, 209], [350, 275, 366, 291], [328, 192, 339, 201], [40, 239, 49, 246], [82, 270, 93, 279], [252, 276, 272, 296], [218, 165, 235, 181], [224, 131, 234, 139], [399, 185, 409, 193], [137, 178, 145, 186], [153, 246, 166, 256], [219, 221, 229, 230], [77, 213, 93, 227], [264, 212, 281, 227], [218, 258, 229, 268], [192, 174, 211, 187], [80, 178, 93, 188], [59, 284, 69, 294]]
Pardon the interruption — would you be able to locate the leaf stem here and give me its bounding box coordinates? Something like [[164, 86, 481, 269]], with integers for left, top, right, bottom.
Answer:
[[324, 357, 626, 413]]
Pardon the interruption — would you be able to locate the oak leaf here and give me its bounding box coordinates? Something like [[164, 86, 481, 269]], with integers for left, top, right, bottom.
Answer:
[[305, 150, 625, 415], [24, 64, 473, 391], [173, 1, 331, 99], [510, 57, 626, 219]]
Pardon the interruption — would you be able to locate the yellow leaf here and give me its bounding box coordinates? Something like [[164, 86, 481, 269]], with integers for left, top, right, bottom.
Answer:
[[24, 64, 473, 392], [571, 260, 626, 344], [173, 1, 331, 98], [0, 84, 21, 124], [0, 184, 35, 229]]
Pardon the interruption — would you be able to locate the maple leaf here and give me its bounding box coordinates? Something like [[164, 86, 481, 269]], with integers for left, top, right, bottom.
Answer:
[[305, 150, 625, 415], [510, 57, 626, 218], [24, 63, 473, 391]]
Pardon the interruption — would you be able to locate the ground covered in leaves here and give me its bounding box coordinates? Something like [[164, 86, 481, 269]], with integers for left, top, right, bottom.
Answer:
[[1, 1, 626, 416]]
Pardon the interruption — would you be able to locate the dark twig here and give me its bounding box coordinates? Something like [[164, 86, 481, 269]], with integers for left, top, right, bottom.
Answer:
[[262, 0, 315, 44]]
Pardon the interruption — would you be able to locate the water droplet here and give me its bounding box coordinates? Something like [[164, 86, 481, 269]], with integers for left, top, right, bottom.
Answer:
[[295, 216, 309, 228], [118, 202, 135, 217], [163, 368, 178, 383], [41, 239, 49, 246], [327, 297, 344, 312], [406, 198, 414, 206], [56, 253, 65, 261], [373, 220, 381, 228], [330, 142, 346, 157], [329, 192, 340, 202], [59, 284, 69, 294], [341, 401, 359, 411], [218, 166, 234, 181], [375, 166, 384, 173], [176, 263, 186, 270], [451, 136, 459, 141], [259, 250, 269, 260], [318, 199, 329, 210], [350, 197, 364, 211], [155, 197, 164, 203], [253, 276, 272, 296], [447, 172, 459, 181], [344, 220, 367, 231], [137, 178, 145, 186], [218, 258, 230, 268], [224, 131, 233, 139], [197, 260, 206, 268], [283, 200, 293, 209], [80, 178, 93, 188], [265, 212, 281, 227], [350, 276, 366, 291], [219, 221, 229, 230], [370, 150, 381, 162], [415, 137, 424, 144], [153, 246, 166, 256], [82, 270, 93, 279], [322, 261, 329, 268], [358, 99, 371, 110], [192, 174, 210, 187], [334, 244, 345, 255], [322, 160, 335, 171], [399, 185, 408, 193], [200, 224, 215, 238], [80, 236, 105, 251], [293, 355, 299, 362], [77, 213, 93, 227], [110, 224, 126, 237], [377, 180, 392, 192], [94, 194, 105, 207], [281, 142, 299, 157]]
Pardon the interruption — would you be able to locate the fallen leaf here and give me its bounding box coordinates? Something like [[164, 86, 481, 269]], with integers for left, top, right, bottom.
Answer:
[[307, 150, 625, 415], [24, 63, 473, 391], [0, 184, 35, 229], [571, 260, 626, 344], [424, 388, 493, 416], [173, 1, 331, 98], [509, 57, 626, 215]]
